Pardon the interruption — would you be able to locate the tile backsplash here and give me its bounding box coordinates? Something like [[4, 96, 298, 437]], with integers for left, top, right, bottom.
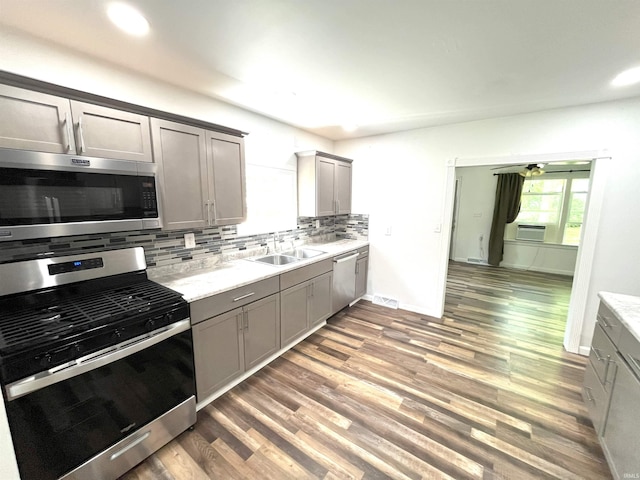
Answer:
[[0, 214, 368, 266]]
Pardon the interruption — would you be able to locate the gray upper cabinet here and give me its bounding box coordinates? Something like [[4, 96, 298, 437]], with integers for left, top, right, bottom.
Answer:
[[296, 150, 353, 217], [206, 131, 247, 225], [0, 85, 153, 162], [69, 101, 152, 162], [0, 84, 76, 154], [151, 119, 209, 230], [151, 119, 246, 230]]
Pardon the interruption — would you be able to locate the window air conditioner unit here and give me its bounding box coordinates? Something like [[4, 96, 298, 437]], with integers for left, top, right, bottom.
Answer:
[[516, 224, 545, 242]]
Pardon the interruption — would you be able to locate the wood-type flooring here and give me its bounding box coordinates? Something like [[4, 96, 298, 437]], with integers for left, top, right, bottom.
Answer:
[[121, 261, 611, 479]]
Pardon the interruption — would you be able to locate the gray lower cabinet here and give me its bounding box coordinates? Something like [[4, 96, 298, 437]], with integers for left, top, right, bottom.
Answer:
[[192, 291, 280, 402], [355, 248, 369, 299], [601, 353, 640, 479], [151, 118, 246, 230], [280, 271, 332, 345], [583, 300, 640, 479], [192, 307, 244, 401]]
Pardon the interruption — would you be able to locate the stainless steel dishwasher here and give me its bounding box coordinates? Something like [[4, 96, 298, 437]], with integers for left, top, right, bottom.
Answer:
[[332, 250, 359, 314]]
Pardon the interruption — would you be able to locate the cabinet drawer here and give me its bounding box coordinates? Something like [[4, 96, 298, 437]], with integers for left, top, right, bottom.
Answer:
[[618, 329, 640, 378], [280, 258, 332, 290], [589, 323, 617, 386], [357, 246, 369, 257], [583, 364, 608, 435], [597, 302, 622, 346], [191, 276, 279, 324]]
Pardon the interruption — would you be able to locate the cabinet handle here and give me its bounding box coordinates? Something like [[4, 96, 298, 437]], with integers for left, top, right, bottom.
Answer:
[[211, 200, 217, 224], [238, 316, 243, 332], [628, 355, 640, 374], [598, 314, 614, 329], [63, 113, 72, 152], [355, 262, 359, 275], [204, 201, 211, 226], [584, 386, 595, 403], [77, 115, 86, 153], [233, 292, 255, 302], [591, 346, 606, 362], [337, 200, 340, 213], [244, 311, 249, 332], [311, 283, 314, 297]]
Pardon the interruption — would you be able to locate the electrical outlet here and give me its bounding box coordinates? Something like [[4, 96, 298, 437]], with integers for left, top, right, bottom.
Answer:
[[479, 234, 484, 242], [315, 219, 320, 228], [385, 226, 392, 236], [184, 233, 195, 249]]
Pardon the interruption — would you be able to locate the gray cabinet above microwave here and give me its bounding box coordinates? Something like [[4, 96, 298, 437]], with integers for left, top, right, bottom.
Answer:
[[0, 84, 153, 163]]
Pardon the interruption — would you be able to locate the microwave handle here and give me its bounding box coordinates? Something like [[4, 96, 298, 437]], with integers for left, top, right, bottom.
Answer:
[[52, 197, 61, 222]]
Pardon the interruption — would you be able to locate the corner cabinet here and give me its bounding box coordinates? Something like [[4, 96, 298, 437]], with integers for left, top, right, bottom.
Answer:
[[296, 150, 352, 217], [151, 118, 246, 230], [0, 84, 153, 162]]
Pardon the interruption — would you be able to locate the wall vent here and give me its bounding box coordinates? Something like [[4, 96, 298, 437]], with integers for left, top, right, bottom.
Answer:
[[516, 224, 546, 242], [372, 294, 399, 309], [467, 257, 484, 264]]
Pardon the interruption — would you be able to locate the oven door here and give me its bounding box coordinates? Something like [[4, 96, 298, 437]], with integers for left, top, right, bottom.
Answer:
[[3, 321, 195, 480]]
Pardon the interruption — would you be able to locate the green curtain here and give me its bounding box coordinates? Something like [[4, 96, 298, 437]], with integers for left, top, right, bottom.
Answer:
[[488, 173, 525, 266]]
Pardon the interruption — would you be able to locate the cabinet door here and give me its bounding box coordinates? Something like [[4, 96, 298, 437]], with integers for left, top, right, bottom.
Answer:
[[244, 294, 280, 370], [309, 272, 333, 327], [0, 85, 75, 154], [70, 100, 152, 162], [206, 131, 246, 225], [355, 256, 368, 299], [601, 354, 640, 479], [280, 281, 310, 346], [192, 308, 245, 401], [151, 119, 209, 230], [335, 161, 352, 214], [317, 157, 337, 216]]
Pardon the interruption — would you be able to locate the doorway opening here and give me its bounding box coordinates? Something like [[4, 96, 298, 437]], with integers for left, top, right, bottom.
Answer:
[[437, 151, 609, 354]]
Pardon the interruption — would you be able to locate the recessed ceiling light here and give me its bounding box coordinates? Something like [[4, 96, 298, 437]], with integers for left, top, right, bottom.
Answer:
[[611, 66, 640, 87], [107, 3, 149, 36]]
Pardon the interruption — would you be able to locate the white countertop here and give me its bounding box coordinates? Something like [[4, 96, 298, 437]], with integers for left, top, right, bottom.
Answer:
[[151, 239, 369, 303], [598, 291, 640, 342]]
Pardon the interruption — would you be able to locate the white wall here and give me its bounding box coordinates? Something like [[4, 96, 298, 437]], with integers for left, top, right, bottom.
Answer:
[[450, 166, 496, 263], [336, 97, 640, 351]]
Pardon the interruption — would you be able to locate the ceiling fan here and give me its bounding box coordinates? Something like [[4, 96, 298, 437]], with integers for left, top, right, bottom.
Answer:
[[491, 163, 546, 177]]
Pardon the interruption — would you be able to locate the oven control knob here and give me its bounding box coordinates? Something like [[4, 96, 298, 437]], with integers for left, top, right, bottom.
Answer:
[[145, 319, 156, 331], [39, 354, 52, 368], [164, 312, 174, 324], [72, 343, 84, 357], [112, 329, 122, 341]]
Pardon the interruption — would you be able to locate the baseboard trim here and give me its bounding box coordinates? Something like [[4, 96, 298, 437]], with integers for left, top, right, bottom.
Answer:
[[499, 262, 574, 276]]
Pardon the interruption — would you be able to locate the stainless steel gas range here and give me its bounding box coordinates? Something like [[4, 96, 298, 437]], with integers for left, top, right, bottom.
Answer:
[[0, 247, 196, 480]]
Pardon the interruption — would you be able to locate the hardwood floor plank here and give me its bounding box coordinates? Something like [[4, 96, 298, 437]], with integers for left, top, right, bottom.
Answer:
[[119, 261, 611, 480]]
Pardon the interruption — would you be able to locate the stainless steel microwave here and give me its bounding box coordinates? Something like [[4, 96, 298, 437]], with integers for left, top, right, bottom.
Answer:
[[0, 148, 162, 241]]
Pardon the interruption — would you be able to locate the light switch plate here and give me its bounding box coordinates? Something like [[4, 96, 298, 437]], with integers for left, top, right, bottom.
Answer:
[[184, 233, 196, 249]]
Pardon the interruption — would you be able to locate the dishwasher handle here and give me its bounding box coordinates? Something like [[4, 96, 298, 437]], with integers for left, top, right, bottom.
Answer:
[[333, 252, 359, 264]]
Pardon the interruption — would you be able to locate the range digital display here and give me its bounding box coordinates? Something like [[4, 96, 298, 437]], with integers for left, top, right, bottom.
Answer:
[[48, 257, 104, 275]]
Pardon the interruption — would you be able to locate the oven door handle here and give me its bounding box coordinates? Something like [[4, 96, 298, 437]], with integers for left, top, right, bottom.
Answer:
[[5, 319, 191, 401]]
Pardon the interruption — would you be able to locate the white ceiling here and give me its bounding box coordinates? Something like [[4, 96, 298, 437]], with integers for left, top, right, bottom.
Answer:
[[2, 0, 640, 140]]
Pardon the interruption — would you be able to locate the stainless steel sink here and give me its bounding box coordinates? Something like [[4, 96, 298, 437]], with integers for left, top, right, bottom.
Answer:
[[252, 254, 300, 265], [279, 248, 325, 259]]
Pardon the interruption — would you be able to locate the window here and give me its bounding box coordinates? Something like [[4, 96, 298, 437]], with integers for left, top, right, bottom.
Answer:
[[512, 175, 589, 246], [563, 178, 589, 245]]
